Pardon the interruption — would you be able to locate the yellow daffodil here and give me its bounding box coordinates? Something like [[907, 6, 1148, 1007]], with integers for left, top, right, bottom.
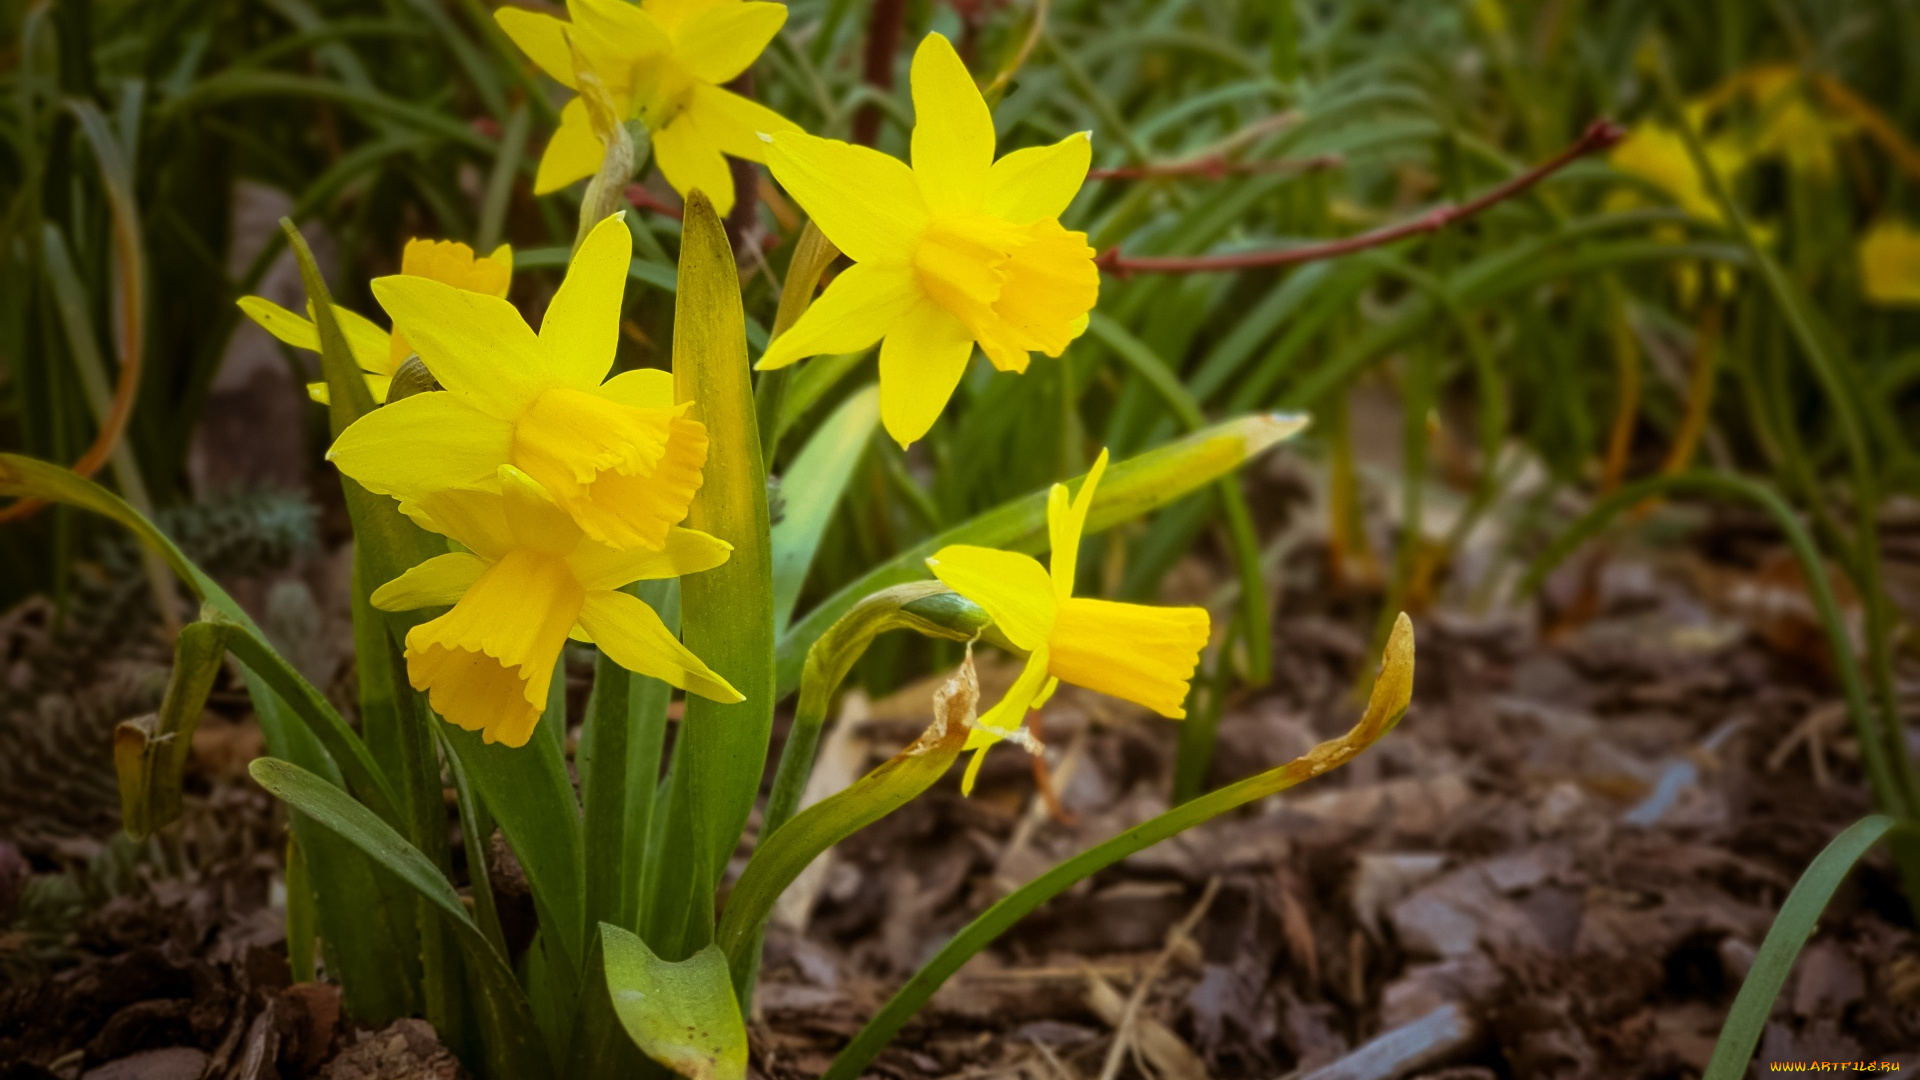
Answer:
[[925, 450, 1208, 793], [757, 33, 1100, 447], [1608, 122, 1746, 224], [1861, 219, 1920, 306], [373, 465, 740, 746], [496, 0, 800, 216], [327, 214, 707, 553], [239, 239, 513, 405]]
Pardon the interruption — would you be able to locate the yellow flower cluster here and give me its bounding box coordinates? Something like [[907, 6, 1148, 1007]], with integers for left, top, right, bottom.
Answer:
[[234, 26, 1201, 772]]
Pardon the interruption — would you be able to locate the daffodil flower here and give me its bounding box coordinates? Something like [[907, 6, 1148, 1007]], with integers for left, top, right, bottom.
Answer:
[[496, 0, 800, 216], [1861, 219, 1920, 306], [757, 33, 1100, 447], [373, 464, 739, 747], [924, 450, 1208, 793], [239, 239, 513, 405], [327, 215, 707, 553]]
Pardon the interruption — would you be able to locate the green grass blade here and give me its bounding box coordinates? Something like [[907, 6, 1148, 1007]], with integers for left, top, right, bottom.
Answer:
[[250, 758, 552, 1079], [824, 615, 1416, 1080], [1702, 815, 1895, 1080], [771, 384, 879, 634]]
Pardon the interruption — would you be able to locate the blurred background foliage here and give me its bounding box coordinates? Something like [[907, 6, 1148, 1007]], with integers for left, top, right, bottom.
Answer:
[[3, 0, 1918, 698]]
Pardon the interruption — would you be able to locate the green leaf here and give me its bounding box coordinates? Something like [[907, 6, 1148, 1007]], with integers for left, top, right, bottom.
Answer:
[[1703, 815, 1895, 1080], [249, 758, 551, 1079], [771, 384, 878, 634], [656, 192, 776, 959], [776, 412, 1309, 697], [824, 615, 1416, 1080], [115, 620, 229, 840], [601, 926, 748, 1080]]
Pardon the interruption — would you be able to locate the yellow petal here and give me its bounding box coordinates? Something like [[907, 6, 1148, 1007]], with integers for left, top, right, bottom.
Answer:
[[766, 130, 929, 264], [653, 110, 738, 217], [541, 214, 630, 390], [566, 526, 732, 591], [685, 83, 800, 163], [924, 545, 1055, 650], [1049, 597, 1207, 719], [536, 96, 606, 195], [878, 297, 973, 446], [511, 390, 708, 550], [371, 275, 549, 420], [332, 305, 397, 375], [595, 367, 676, 409], [577, 589, 743, 702], [489, 244, 515, 284], [641, 0, 725, 37], [405, 549, 585, 747], [498, 464, 586, 556], [495, 6, 579, 90], [327, 391, 515, 512], [674, 1, 786, 84], [407, 486, 519, 561], [370, 551, 490, 611], [568, 0, 672, 62], [238, 297, 318, 351], [757, 262, 919, 371], [909, 33, 995, 216], [1048, 448, 1108, 599], [306, 373, 393, 406], [959, 647, 1049, 796], [1861, 219, 1920, 306], [401, 237, 514, 299], [984, 131, 1091, 224]]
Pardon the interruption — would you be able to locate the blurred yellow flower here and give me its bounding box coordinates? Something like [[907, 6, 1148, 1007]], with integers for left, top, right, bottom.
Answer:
[[329, 215, 709, 553], [925, 449, 1208, 793], [497, 0, 800, 215], [1861, 219, 1920, 306], [757, 33, 1100, 447], [239, 239, 513, 405], [1608, 122, 1746, 223], [373, 465, 739, 746]]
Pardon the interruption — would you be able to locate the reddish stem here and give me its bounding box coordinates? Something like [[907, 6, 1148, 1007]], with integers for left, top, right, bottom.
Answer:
[[852, 0, 905, 147], [1095, 118, 1625, 278], [624, 182, 683, 221], [1088, 152, 1342, 181]]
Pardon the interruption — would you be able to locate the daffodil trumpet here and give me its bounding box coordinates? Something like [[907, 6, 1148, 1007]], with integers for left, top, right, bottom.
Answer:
[[239, 238, 513, 405], [496, 0, 800, 216], [372, 465, 740, 747], [757, 32, 1100, 447], [328, 214, 708, 554], [925, 449, 1209, 793]]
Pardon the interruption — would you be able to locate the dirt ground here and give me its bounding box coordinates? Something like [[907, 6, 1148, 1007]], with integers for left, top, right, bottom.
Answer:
[[4, 462, 1919, 1078]]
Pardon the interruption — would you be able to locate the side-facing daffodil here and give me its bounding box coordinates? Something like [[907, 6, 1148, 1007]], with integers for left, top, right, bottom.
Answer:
[[1861, 219, 1920, 306], [925, 450, 1208, 793], [496, 0, 799, 215], [328, 215, 706, 553], [757, 33, 1099, 447], [373, 465, 739, 747], [239, 239, 513, 404]]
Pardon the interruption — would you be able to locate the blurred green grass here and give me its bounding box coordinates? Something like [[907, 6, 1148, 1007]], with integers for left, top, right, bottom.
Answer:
[[3, 0, 1916, 662]]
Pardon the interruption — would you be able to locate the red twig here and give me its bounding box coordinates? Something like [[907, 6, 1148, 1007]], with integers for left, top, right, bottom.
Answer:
[[1088, 152, 1342, 181], [624, 182, 683, 221], [1095, 118, 1625, 278]]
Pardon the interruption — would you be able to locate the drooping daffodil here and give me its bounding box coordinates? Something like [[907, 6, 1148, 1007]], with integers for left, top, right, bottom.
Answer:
[[925, 449, 1208, 793], [373, 465, 739, 747], [757, 32, 1100, 447], [328, 214, 708, 553], [1861, 219, 1920, 306], [239, 239, 513, 405], [496, 0, 800, 216]]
